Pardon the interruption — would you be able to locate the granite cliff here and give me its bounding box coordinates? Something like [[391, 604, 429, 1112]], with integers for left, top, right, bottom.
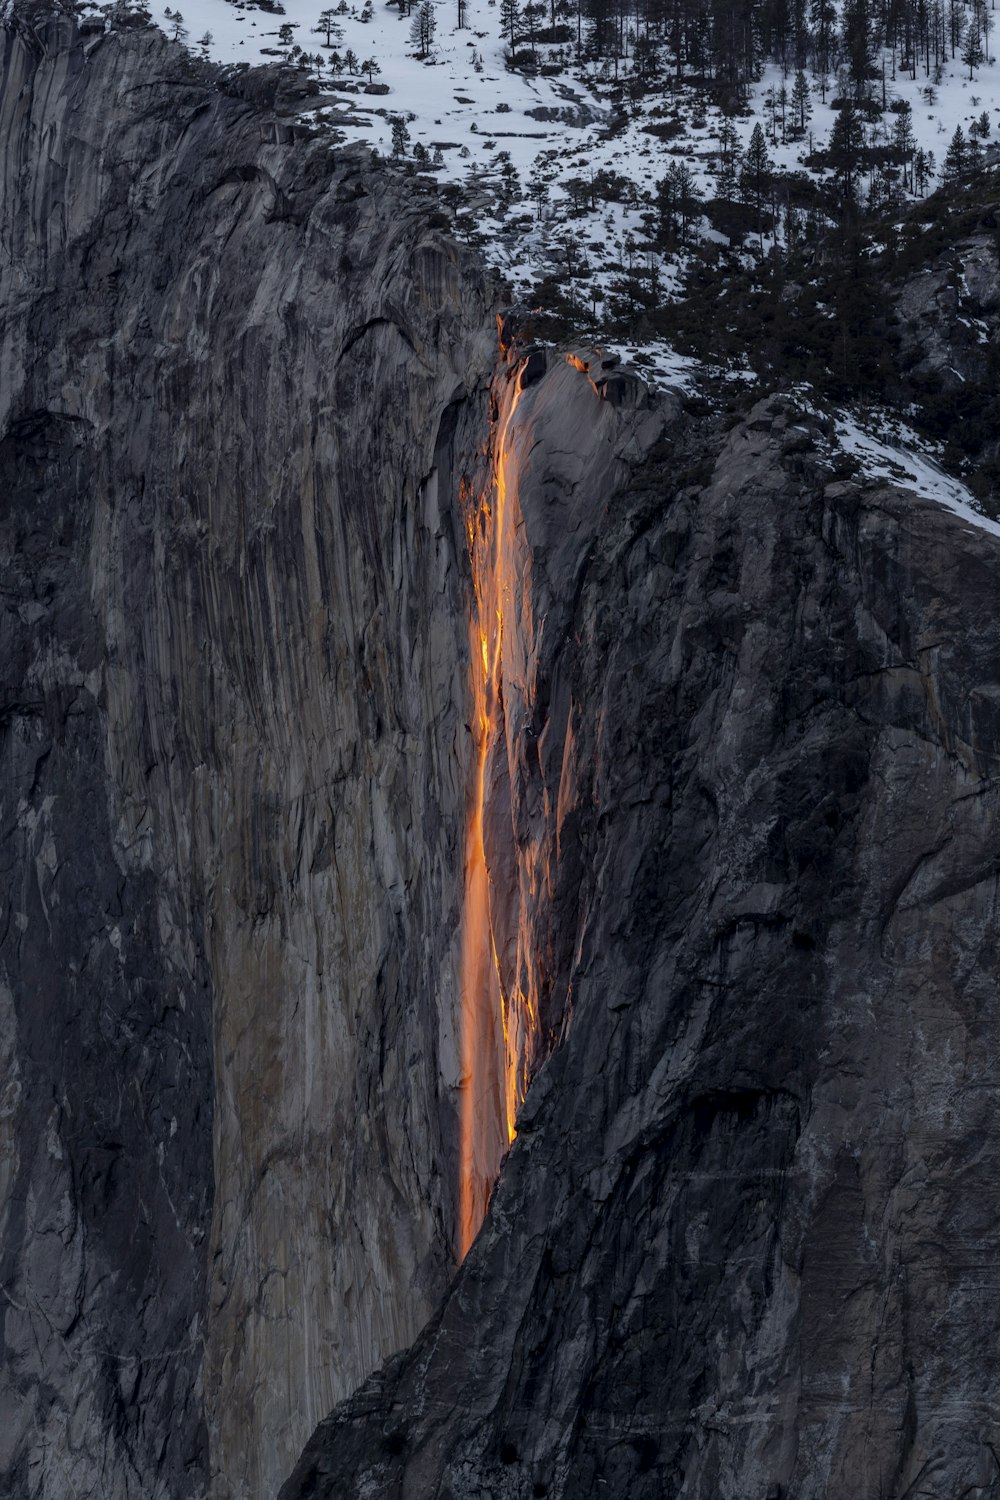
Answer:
[[0, 8, 496, 1494], [4, 8, 1000, 1500]]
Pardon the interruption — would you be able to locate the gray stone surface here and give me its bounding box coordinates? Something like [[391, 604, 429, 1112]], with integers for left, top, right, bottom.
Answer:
[[281, 394, 1000, 1500], [0, 8, 497, 1496], [7, 8, 1000, 1500]]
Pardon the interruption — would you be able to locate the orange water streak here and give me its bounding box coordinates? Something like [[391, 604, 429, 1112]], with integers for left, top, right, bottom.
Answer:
[[457, 368, 527, 1260]]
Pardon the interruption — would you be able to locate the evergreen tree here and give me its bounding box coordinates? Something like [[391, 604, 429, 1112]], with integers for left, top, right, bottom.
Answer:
[[391, 115, 411, 154], [500, 0, 522, 55], [791, 69, 811, 133], [943, 124, 966, 177], [892, 101, 916, 189], [811, 0, 837, 78], [828, 100, 865, 201], [739, 123, 773, 250], [528, 160, 551, 217], [409, 0, 436, 57], [657, 161, 701, 243], [314, 7, 341, 43], [842, 0, 876, 98], [522, 0, 545, 55], [714, 148, 742, 202], [962, 22, 983, 76]]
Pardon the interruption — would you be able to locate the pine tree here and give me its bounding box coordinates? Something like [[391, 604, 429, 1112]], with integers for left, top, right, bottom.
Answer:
[[892, 102, 916, 189], [791, 69, 811, 134], [944, 124, 967, 177], [842, 0, 876, 99], [500, 0, 521, 57], [409, 0, 436, 58], [828, 101, 865, 201], [962, 22, 983, 77], [391, 115, 411, 155], [528, 161, 550, 218], [739, 123, 773, 251], [811, 0, 837, 77], [314, 7, 340, 44]]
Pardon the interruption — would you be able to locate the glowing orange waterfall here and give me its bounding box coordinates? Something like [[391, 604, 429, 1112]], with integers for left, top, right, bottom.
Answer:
[[457, 363, 537, 1260]]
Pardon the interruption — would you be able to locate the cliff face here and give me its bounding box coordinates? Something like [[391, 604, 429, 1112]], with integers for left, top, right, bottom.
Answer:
[[8, 11, 1000, 1500], [0, 11, 498, 1496], [283, 392, 1000, 1500]]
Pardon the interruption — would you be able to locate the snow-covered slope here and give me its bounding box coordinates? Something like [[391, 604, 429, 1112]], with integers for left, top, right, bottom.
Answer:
[[128, 0, 1000, 386]]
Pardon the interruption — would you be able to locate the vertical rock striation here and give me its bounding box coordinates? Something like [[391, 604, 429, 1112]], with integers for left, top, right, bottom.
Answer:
[[282, 390, 1000, 1500], [9, 9, 1000, 1500], [0, 9, 497, 1495]]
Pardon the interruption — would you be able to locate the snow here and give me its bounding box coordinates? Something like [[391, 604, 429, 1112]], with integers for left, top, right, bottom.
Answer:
[[108, 0, 1000, 378], [136, 0, 609, 168], [831, 412, 1000, 540]]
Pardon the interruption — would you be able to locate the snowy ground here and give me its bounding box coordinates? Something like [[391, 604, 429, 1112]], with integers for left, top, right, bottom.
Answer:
[[99, 0, 1000, 422], [136, 0, 1000, 385], [830, 412, 1000, 539]]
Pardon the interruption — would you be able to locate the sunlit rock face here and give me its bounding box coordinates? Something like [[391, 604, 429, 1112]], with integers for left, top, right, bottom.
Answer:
[[282, 392, 1000, 1500], [0, 9, 496, 1496]]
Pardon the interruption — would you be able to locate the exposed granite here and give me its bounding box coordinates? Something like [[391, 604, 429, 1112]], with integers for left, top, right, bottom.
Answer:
[[0, 8, 496, 1496], [282, 392, 1000, 1500], [7, 9, 1000, 1500]]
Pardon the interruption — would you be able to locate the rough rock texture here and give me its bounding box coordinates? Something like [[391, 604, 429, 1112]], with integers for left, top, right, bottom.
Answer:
[[895, 231, 1000, 396], [9, 10, 1000, 1500], [0, 10, 497, 1496], [283, 392, 1000, 1500]]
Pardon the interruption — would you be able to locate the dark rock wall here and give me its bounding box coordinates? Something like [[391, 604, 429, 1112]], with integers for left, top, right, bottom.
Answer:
[[7, 10, 1000, 1500], [0, 10, 496, 1496], [282, 397, 1000, 1500]]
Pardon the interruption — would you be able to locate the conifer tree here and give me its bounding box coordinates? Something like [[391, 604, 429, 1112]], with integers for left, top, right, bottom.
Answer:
[[944, 124, 967, 177], [500, 0, 522, 56], [740, 123, 773, 251], [962, 22, 983, 77], [409, 0, 436, 57], [892, 101, 916, 189], [842, 0, 876, 98], [314, 8, 341, 44], [791, 69, 811, 133], [828, 100, 865, 201]]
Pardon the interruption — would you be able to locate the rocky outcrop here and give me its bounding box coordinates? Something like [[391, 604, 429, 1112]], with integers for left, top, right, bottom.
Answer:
[[282, 395, 1000, 1500], [0, 9, 498, 1496], [896, 230, 1000, 393]]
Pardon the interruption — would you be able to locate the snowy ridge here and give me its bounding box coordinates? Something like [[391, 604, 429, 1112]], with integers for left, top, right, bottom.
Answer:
[[831, 411, 1000, 538], [121, 0, 1000, 379], [135, 0, 1000, 262]]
